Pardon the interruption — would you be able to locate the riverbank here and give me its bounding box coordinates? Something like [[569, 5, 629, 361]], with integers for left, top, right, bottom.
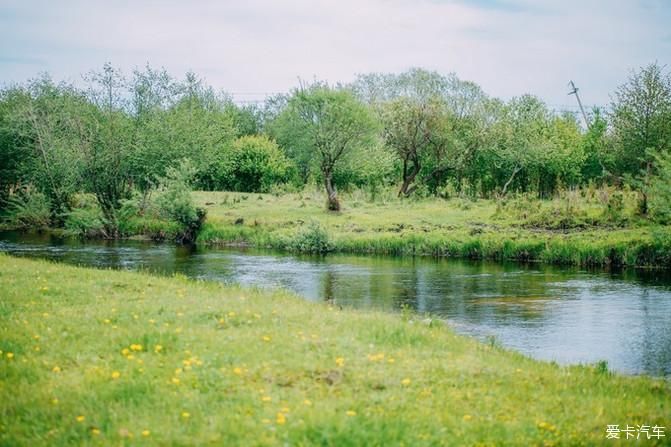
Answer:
[[194, 190, 671, 268], [1, 255, 669, 445]]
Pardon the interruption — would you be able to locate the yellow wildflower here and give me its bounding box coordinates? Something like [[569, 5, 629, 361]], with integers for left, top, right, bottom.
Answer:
[[154, 344, 163, 353], [6, 352, 14, 359], [76, 415, 85, 422], [52, 366, 61, 373], [171, 377, 180, 384], [276, 412, 286, 425], [261, 396, 272, 402], [304, 399, 312, 406], [228, 311, 236, 317], [401, 378, 411, 386], [181, 411, 190, 419], [335, 357, 345, 367], [463, 414, 473, 421], [91, 428, 100, 436], [121, 348, 130, 356], [142, 430, 150, 437], [233, 367, 243, 375], [262, 335, 271, 342], [346, 410, 357, 417], [111, 371, 120, 379]]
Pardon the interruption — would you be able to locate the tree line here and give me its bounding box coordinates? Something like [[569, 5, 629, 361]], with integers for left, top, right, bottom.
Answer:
[[1, 62, 670, 235]]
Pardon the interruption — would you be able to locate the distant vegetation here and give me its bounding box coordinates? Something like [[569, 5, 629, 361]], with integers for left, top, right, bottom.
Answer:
[[1, 63, 671, 244]]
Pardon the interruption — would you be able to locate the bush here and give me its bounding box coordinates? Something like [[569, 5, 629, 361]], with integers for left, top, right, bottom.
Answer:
[[63, 194, 105, 237], [2, 186, 51, 229], [289, 222, 333, 253], [228, 135, 291, 192], [649, 151, 671, 223], [155, 159, 206, 243]]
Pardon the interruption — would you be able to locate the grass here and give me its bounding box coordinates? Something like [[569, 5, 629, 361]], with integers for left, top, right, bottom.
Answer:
[[1, 254, 669, 446], [193, 189, 671, 267]]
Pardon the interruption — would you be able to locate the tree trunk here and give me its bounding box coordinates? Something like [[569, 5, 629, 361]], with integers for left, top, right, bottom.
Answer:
[[324, 171, 340, 211], [398, 157, 421, 197], [501, 165, 522, 197]]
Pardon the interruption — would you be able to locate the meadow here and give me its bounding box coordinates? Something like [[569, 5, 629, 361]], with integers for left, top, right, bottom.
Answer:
[[1, 254, 669, 446], [194, 188, 671, 267]]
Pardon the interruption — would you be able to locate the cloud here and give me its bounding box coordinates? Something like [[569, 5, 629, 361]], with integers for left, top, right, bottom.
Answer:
[[0, 0, 669, 109]]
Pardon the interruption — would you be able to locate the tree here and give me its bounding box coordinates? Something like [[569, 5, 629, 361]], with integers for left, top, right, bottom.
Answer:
[[273, 84, 377, 210], [228, 135, 291, 192], [83, 63, 134, 236], [380, 97, 447, 196], [610, 63, 671, 213], [9, 76, 88, 221]]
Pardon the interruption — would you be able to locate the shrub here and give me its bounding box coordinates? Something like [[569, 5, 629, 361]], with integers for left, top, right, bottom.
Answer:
[[64, 194, 105, 237], [648, 151, 671, 223], [2, 186, 51, 229], [155, 159, 206, 243], [228, 135, 291, 192], [289, 222, 333, 253]]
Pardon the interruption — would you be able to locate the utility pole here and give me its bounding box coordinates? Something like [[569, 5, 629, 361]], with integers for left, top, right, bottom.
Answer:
[[568, 80, 590, 128]]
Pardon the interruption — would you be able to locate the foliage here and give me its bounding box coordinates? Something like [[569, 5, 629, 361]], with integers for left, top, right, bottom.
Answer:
[[2, 186, 51, 229], [271, 84, 378, 210], [289, 221, 333, 253], [155, 159, 206, 242], [63, 194, 106, 237], [226, 135, 291, 192], [648, 150, 671, 223]]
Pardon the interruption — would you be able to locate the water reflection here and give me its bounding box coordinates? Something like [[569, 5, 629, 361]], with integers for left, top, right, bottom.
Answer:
[[1, 230, 670, 376]]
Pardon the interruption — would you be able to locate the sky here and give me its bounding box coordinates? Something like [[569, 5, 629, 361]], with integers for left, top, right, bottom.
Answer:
[[1, 0, 670, 113]]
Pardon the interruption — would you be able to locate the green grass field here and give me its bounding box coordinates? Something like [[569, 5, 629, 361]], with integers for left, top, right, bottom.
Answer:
[[193, 189, 671, 267], [1, 254, 669, 445]]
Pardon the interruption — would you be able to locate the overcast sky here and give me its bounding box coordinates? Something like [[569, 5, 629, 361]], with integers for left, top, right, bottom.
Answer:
[[1, 0, 670, 112]]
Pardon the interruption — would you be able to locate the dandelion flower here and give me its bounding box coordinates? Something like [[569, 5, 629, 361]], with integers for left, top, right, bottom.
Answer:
[[276, 412, 286, 425], [6, 352, 14, 359], [303, 399, 312, 406], [233, 367, 243, 375], [335, 357, 345, 367], [181, 411, 190, 419], [76, 415, 85, 422], [261, 396, 272, 402], [91, 428, 100, 436], [52, 366, 61, 373], [171, 377, 180, 384], [154, 344, 163, 353], [346, 410, 357, 417], [401, 378, 411, 386], [463, 414, 473, 421], [262, 335, 271, 342], [142, 430, 150, 437], [111, 371, 120, 379], [121, 348, 130, 356]]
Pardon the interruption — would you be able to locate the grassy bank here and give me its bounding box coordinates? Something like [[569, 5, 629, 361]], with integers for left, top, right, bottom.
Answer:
[[0, 255, 669, 446], [194, 190, 671, 268]]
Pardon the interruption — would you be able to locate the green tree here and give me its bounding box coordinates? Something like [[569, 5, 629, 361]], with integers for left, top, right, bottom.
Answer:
[[228, 135, 291, 192], [610, 63, 671, 213], [82, 63, 136, 236], [273, 84, 377, 210]]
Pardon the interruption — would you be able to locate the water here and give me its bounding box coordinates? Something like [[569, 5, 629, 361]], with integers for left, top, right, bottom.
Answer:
[[2, 230, 671, 376]]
